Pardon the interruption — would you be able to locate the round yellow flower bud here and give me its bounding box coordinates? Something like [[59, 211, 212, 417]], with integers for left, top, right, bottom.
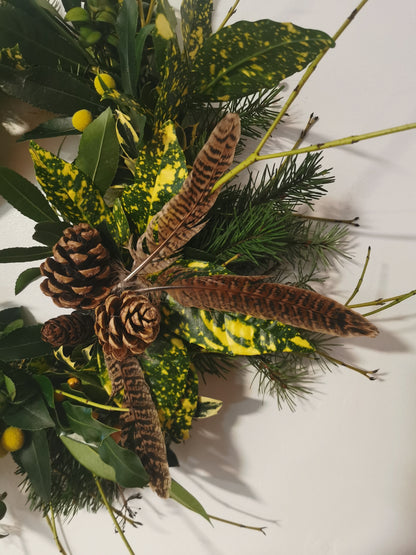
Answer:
[[72, 109, 93, 132], [94, 73, 116, 95], [1, 426, 25, 452]]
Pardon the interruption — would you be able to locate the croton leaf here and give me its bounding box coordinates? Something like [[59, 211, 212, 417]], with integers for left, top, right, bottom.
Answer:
[[191, 20, 334, 100], [0, 166, 58, 223], [152, 0, 178, 71], [162, 295, 315, 356], [122, 121, 188, 234], [29, 142, 112, 228], [75, 107, 120, 195], [140, 335, 198, 442], [0, 43, 27, 70], [111, 198, 131, 245], [194, 396, 223, 419], [181, 0, 213, 61], [15, 267, 42, 295], [13, 429, 51, 503], [0, 65, 99, 115]]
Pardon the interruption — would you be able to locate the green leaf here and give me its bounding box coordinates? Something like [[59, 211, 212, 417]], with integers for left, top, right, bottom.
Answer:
[[75, 107, 120, 195], [115, 0, 139, 96], [98, 437, 149, 488], [0, 65, 99, 115], [169, 479, 210, 521], [33, 375, 55, 409], [3, 375, 16, 402], [13, 430, 51, 502], [30, 142, 112, 227], [194, 396, 223, 419], [135, 23, 155, 87], [60, 434, 117, 482], [15, 267, 42, 295], [63, 402, 118, 444], [111, 198, 130, 245], [0, 307, 23, 332], [0, 319, 24, 339], [32, 221, 69, 247], [0, 246, 51, 263], [191, 20, 334, 100], [18, 117, 79, 142], [4, 395, 55, 430], [122, 121, 188, 234], [152, 0, 178, 70], [140, 335, 198, 442], [0, 166, 58, 222], [181, 0, 213, 61], [0, 324, 53, 361]]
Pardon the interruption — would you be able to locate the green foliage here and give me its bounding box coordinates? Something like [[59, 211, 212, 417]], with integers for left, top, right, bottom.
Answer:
[[191, 20, 334, 100], [98, 437, 149, 488], [15, 268, 42, 295], [0, 246, 52, 263], [181, 0, 213, 61], [62, 402, 118, 443], [18, 118, 79, 142], [60, 434, 117, 482], [13, 429, 51, 502], [170, 479, 210, 521], [0, 324, 53, 361], [115, 0, 139, 96]]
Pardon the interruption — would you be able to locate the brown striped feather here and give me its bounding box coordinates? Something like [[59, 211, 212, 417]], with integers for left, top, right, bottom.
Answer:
[[166, 274, 378, 338]]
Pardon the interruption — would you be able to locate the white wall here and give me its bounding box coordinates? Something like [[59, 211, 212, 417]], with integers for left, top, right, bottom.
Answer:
[[0, 1, 415, 553]]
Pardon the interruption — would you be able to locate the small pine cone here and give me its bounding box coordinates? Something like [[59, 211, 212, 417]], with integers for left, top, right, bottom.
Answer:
[[40, 223, 113, 310], [41, 312, 95, 347], [95, 291, 161, 360]]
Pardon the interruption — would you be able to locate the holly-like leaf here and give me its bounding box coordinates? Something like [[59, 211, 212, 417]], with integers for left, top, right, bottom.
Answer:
[[63, 402, 118, 444], [169, 479, 210, 521], [15, 267, 42, 295], [191, 20, 334, 100], [30, 142, 112, 227], [0, 246, 51, 263], [75, 107, 120, 195], [115, 0, 139, 96], [194, 396, 223, 419], [181, 0, 213, 61], [162, 296, 315, 356], [13, 430, 51, 503], [0, 324, 53, 361], [60, 434, 117, 482], [0, 166, 58, 222], [98, 436, 149, 488], [122, 121, 188, 234], [0, 65, 99, 115], [4, 395, 55, 430]]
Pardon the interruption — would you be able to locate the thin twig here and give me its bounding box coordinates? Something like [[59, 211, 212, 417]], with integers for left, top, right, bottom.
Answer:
[[345, 246, 371, 306], [293, 213, 359, 227], [207, 513, 266, 534], [137, 0, 145, 28], [54, 389, 128, 412], [317, 349, 378, 380], [45, 507, 67, 554], [277, 112, 319, 174], [217, 0, 240, 31], [348, 289, 416, 316], [94, 476, 136, 555], [145, 0, 156, 26]]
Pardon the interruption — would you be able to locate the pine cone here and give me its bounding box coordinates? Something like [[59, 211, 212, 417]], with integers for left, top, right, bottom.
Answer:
[[95, 291, 161, 360], [41, 312, 95, 347], [40, 223, 114, 310]]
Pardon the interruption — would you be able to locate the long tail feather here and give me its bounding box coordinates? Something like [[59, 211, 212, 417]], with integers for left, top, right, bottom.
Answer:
[[166, 274, 378, 338], [105, 355, 171, 497], [131, 114, 241, 275]]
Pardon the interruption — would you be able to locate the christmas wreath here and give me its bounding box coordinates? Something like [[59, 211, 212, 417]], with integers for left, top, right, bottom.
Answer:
[[0, 0, 414, 552]]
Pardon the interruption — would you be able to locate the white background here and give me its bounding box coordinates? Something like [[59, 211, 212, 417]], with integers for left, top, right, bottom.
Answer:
[[0, 0, 415, 553]]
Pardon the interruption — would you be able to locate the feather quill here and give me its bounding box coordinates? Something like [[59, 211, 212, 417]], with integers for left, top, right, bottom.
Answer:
[[105, 355, 171, 498], [164, 274, 378, 338], [130, 113, 241, 276]]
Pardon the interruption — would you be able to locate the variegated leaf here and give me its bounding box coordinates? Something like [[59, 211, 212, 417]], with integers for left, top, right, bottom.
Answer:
[[0, 44, 27, 70], [181, 0, 213, 61]]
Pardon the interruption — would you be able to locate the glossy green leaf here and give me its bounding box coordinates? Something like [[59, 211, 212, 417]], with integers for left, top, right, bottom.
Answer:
[[98, 437, 149, 488], [0, 324, 53, 361], [4, 395, 55, 430], [135, 23, 155, 86], [0, 307, 23, 331], [169, 479, 210, 521], [15, 267, 42, 295], [30, 142, 111, 227], [32, 221, 69, 247], [122, 121, 188, 234], [194, 396, 223, 419], [34, 375, 55, 409], [60, 434, 117, 482], [181, 0, 213, 61], [13, 430, 51, 502], [0, 166, 58, 222], [0, 246, 52, 263], [18, 117, 78, 142], [191, 20, 334, 100], [63, 402, 118, 444], [140, 335, 198, 442], [0, 65, 99, 115], [115, 0, 139, 96], [75, 107, 120, 195]]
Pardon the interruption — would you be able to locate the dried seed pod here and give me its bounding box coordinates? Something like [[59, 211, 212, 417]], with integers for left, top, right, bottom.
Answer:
[[95, 291, 161, 360], [40, 223, 114, 309], [41, 312, 95, 347]]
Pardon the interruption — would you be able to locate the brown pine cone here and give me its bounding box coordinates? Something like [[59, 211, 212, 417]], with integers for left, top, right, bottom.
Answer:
[[95, 291, 161, 360], [41, 312, 95, 347], [40, 223, 114, 310]]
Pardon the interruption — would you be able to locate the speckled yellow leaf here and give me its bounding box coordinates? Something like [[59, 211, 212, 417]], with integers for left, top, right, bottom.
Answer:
[[181, 0, 213, 60]]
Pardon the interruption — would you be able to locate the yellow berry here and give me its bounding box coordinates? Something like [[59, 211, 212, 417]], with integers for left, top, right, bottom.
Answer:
[[94, 73, 116, 95], [1, 426, 25, 452], [72, 109, 93, 131], [67, 377, 81, 390]]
